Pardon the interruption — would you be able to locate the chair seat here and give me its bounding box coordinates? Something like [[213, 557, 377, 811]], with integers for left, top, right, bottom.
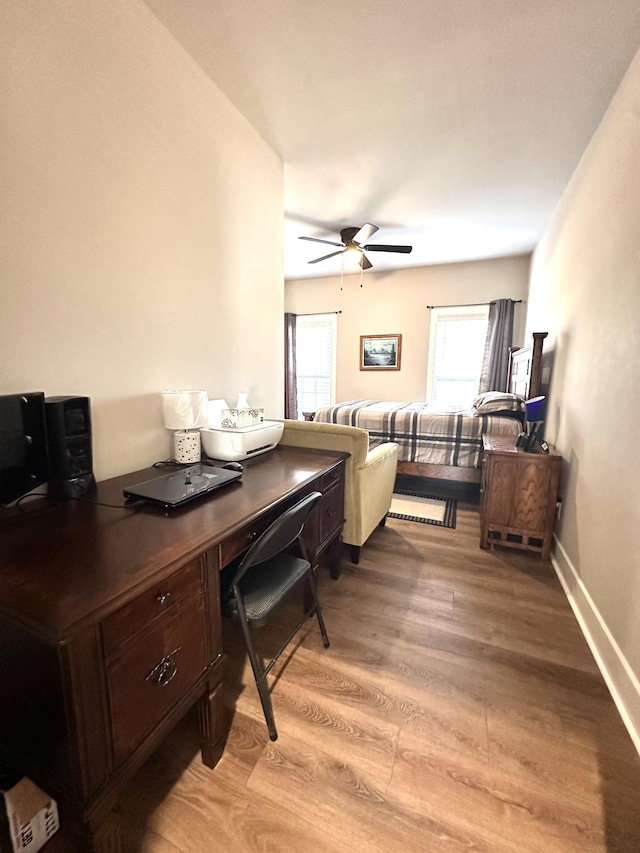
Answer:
[[223, 553, 310, 626]]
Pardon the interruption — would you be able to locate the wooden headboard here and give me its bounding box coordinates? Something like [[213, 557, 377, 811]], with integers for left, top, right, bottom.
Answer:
[[507, 332, 547, 399]]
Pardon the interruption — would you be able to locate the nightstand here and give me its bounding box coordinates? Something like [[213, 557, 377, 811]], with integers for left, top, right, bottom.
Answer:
[[480, 433, 562, 559]]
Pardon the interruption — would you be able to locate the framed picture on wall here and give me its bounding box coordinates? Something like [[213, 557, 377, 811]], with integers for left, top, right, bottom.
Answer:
[[360, 334, 402, 371]]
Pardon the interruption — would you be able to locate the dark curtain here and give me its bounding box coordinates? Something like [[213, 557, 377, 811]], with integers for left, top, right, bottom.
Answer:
[[284, 313, 298, 419], [479, 298, 515, 393]]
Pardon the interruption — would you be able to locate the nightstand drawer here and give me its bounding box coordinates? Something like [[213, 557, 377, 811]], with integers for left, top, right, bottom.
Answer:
[[106, 595, 208, 764], [102, 559, 203, 663]]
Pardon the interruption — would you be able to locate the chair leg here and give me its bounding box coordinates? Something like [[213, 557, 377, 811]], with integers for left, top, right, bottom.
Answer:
[[235, 599, 278, 741], [315, 604, 330, 649], [307, 571, 330, 649]]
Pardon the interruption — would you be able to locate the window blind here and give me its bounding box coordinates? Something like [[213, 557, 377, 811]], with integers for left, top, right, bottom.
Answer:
[[427, 306, 490, 406], [295, 314, 337, 416]]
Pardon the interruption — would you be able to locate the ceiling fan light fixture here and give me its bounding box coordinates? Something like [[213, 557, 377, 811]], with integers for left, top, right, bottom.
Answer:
[[300, 223, 412, 269], [342, 248, 362, 272]]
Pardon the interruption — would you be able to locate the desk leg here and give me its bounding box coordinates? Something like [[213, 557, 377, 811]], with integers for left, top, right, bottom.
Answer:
[[197, 678, 226, 768], [87, 809, 122, 853], [71, 792, 122, 852], [328, 534, 343, 580]]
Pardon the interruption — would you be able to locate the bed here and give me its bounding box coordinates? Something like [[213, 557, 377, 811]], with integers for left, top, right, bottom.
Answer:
[[313, 332, 548, 485]]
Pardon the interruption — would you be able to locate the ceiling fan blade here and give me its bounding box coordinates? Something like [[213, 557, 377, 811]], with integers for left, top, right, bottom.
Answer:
[[353, 223, 379, 245], [363, 244, 413, 254], [308, 249, 346, 264], [358, 252, 373, 270], [299, 236, 345, 247]]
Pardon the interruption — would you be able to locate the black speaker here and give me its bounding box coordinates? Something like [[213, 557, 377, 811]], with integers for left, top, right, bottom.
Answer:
[[45, 396, 96, 498]]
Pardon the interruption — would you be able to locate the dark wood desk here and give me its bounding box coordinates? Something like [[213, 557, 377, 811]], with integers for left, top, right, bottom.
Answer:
[[0, 446, 346, 851]]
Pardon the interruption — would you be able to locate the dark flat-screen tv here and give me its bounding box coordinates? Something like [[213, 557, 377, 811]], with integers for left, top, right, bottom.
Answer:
[[0, 392, 49, 506]]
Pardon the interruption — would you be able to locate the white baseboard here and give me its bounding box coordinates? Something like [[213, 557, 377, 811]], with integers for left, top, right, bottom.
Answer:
[[552, 537, 640, 756]]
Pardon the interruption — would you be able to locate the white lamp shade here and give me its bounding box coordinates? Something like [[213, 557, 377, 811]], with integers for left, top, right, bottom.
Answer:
[[162, 390, 209, 430]]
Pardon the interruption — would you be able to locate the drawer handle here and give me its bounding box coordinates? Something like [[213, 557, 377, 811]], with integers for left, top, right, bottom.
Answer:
[[146, 647, 181, 687], [326, 506, 336, 518], [247, 531, 258, 543], [156, 592, 171, 605]]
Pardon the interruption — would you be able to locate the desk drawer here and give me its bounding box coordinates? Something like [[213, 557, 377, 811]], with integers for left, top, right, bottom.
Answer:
[[102, 559, 203, 663], [319, 480, 344, 544], [106, 595, 207, 764], [219, 506, 281, 566], [320, 464, 342, 492]]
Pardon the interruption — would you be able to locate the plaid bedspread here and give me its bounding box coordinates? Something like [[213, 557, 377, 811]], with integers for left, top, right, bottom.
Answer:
[[314, 400, 522, 468]]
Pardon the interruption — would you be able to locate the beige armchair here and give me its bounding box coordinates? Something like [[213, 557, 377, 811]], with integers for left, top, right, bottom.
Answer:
[[276, 419, 398, 564]]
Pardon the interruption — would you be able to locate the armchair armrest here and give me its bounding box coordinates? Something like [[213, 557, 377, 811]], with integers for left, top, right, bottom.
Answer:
[[357, 441, 398, 473], [351, 442, 398, 540]]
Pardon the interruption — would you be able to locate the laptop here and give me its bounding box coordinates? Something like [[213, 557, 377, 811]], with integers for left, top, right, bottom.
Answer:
[[123, 463, 242, 508]]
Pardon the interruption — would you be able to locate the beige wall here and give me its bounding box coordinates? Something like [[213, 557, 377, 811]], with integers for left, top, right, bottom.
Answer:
[[286, 256, 530, 401], [527, 49, 640, 749], [0, 0, 284, 481]]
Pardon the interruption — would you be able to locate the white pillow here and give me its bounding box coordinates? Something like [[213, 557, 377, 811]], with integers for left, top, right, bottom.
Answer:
[[472, 392, 525, 415]]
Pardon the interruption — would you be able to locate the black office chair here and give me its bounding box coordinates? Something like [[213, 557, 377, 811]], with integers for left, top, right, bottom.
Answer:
[[221, 490, 330, 741]]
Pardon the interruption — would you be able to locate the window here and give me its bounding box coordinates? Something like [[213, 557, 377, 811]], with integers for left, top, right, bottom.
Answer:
[[426, 305, 490, 406], [295, 313, 337, 417]]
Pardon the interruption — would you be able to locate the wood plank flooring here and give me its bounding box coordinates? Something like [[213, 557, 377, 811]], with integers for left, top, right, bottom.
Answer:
[[118, 501, 640, 852]]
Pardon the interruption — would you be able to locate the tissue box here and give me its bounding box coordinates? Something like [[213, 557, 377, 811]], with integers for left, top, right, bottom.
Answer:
[[220, 407, 264, 429], [1, 778, 59, 852]]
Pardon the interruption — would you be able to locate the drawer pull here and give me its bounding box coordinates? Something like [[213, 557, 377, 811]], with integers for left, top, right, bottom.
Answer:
[[156, 592, 171, 605], [146, 647, 181, 687], [247, 531, 258, 543], [326, 506, 336, 518]]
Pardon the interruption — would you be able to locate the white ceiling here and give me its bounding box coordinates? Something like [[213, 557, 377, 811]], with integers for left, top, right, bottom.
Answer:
[[145, 1, 640, 279]]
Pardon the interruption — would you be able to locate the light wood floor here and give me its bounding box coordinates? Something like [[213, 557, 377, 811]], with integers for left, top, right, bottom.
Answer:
[[118, 501, 640, 852]]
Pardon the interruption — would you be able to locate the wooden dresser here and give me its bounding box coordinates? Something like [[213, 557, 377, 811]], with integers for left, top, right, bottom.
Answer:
[[480, 434, 562, 559], [0, 446, 346, 851]]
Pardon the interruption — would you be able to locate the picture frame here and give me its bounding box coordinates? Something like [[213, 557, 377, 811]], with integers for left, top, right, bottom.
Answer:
[[360, 334, 402, 371]]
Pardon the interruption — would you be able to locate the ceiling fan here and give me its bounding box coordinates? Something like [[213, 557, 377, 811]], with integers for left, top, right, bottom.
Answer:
[[299, 224, 412, 270]]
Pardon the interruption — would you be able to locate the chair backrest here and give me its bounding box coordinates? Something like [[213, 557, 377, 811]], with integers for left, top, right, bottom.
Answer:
[[230, 491, 322, 588]]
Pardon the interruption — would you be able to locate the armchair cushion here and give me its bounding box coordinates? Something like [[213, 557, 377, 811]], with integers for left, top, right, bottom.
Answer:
[[275, 419, 398, 553]]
